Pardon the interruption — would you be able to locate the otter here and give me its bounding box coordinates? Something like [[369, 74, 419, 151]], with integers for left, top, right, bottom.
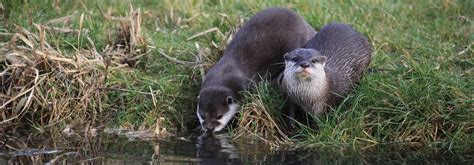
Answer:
[[197, 8, 316, 132], [281, 22, 372, 115]]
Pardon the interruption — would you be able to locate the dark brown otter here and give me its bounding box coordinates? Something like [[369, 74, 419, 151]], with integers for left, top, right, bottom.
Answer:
[[281, 22, 372, 116], [197, 8, 316, 132]]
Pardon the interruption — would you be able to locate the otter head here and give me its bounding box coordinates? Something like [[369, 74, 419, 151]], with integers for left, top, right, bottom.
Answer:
[[197, 87, 240, 132], [283, 48, 326, 81]]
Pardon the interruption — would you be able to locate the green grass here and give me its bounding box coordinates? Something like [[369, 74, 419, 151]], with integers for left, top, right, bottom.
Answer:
[[1, 0, 473, 151]]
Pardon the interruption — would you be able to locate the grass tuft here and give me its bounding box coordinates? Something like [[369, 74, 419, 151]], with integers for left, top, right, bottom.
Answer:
[[232, 81, 291, 148]]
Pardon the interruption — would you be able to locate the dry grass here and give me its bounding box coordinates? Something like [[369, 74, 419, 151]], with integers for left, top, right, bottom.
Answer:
[[234, 98, 291, 148], [232, 82, 292, 149], [107, 6, 150, 68], [0, 6, 150, 134]]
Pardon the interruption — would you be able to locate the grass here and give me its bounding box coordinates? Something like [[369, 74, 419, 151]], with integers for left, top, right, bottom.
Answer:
[[1, 0, 473, 152]]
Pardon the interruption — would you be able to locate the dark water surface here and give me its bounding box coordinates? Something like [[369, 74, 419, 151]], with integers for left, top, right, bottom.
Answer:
[[1, 132, 473, 164]]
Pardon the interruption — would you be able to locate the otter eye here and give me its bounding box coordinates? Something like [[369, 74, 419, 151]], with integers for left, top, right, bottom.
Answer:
[[226, 96, 234, 105], [216, 114, 223, 120], [291, 57, 297, 62], [312, 59, 318, 63]]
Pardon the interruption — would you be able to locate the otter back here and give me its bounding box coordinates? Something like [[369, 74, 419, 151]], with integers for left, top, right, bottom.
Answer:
[[306, 22, 372, 105]]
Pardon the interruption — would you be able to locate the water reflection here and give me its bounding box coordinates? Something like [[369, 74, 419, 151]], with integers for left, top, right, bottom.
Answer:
[[1, 132, 473, 164], [195, 133, 241, 164]]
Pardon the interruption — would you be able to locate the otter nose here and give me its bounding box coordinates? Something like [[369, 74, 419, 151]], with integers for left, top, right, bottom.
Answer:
[[299, 62, 310, 68], [204, 122, 215, 132], [205, 125, 215, 132]]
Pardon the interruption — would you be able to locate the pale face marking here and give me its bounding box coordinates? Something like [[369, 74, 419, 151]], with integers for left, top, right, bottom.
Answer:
[[214, 103, 239, 132]]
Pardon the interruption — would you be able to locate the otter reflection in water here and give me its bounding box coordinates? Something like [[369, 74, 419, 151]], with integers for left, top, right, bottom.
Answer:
[[195, 133, 241, 164]]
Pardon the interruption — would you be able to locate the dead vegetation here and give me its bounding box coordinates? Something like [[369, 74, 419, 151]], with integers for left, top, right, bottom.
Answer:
[[229, 81, 293, 149], [107, 6, 150, 68], [233, 93, 292, 149], [0, 6, 152, 135]]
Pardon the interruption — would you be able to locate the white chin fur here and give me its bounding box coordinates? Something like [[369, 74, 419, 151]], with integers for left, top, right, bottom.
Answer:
[[214, 103, 240, 132]]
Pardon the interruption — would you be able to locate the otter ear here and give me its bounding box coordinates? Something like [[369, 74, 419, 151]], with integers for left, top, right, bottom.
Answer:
[[320, 56, 327, 63], [283, 53, 290, 61], [226, 96, 234, 105]]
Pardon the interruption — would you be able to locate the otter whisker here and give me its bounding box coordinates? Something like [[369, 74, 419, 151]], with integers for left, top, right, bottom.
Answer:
[[271, 62, 286, 66], [323, 65, 337, 72]]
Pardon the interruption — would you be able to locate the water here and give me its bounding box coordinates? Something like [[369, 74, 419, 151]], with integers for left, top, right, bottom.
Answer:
[[1, 132, 473, 164]]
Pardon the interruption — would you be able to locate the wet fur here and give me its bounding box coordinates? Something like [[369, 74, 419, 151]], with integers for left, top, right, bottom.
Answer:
[[197, 8, 316, 132], [282, 22, 372, 115]]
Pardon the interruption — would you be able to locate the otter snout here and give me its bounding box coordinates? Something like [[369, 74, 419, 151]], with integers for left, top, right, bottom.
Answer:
[[299, 61, 310, 68], [203, 120, 220, 132]]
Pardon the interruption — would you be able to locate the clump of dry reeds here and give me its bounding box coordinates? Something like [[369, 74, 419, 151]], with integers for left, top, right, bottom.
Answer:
[[1, 24, 104, 133], [105, 6, 150, 68], [0, 6, 149, 134], [232, 84, 292, 149]]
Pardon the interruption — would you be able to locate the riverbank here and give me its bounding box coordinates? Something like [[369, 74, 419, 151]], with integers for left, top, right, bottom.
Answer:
[[1, 0, 472, 151]]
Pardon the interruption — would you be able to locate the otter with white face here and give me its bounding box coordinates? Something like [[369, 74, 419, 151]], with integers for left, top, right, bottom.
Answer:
[[197, 87, 241, 132], [196, 8, 316, 132], [281, 22, 372, 116], [282, 49, 329, 114]]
